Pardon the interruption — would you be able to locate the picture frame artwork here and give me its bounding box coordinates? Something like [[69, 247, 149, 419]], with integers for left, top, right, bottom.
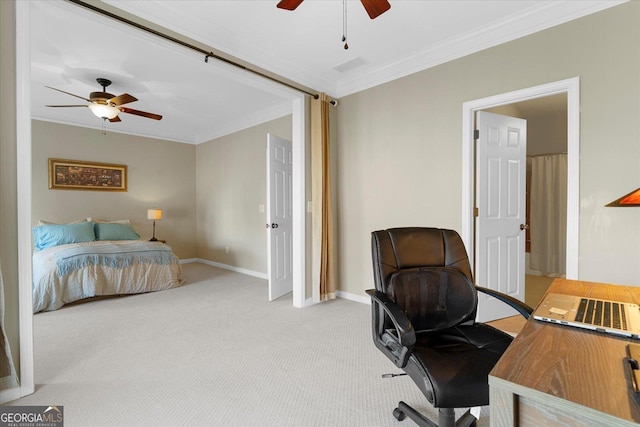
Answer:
[[48, 158, 127, 191]]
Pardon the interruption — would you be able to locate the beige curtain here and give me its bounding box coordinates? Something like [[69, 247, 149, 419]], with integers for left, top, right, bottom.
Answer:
[[0, 260, 19, 393], [530, 154, 567, 275], [311, 93, 335, 301]]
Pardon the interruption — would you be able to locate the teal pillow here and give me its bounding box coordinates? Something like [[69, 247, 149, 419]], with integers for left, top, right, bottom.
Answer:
[[94, 222, 140, 241], [33, 221, 96, 250]]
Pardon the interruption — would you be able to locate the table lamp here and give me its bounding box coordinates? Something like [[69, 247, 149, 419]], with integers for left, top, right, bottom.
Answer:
[[147, 208, 163, 241], [607, 187, 640, 207]]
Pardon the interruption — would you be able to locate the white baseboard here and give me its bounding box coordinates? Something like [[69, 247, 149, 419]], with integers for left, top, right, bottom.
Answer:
[[193, 258, 268, 280], [180, 259, 370, 305], [336, 290, 370, 305], [305, 292, 369, 306]]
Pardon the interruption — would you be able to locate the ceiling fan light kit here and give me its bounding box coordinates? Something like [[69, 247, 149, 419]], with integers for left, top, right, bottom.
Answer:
[[88, 103, 119, 120]]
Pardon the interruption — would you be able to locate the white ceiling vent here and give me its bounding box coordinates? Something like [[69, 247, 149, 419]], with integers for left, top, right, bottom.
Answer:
[[333, 57, 368, 73]]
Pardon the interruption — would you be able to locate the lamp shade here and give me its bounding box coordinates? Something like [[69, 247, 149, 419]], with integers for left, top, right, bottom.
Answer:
[[607, 187, 640, 207], [147, 208, 163, 220], [88, 103, 120, 119]]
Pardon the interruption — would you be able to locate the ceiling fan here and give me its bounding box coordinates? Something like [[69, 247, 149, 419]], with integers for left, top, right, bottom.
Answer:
[[277, 0, 391, 19], [46, 78, 162, 122]]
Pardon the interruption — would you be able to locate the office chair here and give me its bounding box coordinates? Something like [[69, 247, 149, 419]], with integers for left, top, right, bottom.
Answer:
[[367, 227, 533, 427]]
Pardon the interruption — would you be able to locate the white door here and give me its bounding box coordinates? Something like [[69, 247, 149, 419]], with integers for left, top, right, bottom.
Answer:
[[267, 134, 293, 301], [475, 111, 527, 321]]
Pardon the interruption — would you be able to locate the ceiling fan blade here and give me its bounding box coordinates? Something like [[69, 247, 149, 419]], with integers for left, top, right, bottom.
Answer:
[[45, 86, 92, 102], [46, 104, 88, 108], [361, 0, 390, 19], [277, 0, 304, 11], [109, 116, 121, 123], [109, 93, 137, 106], [119, 107, 163, 121]]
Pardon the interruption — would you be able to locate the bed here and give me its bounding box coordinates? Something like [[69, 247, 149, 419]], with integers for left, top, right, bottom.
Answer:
[[32, 220, 183, 313]]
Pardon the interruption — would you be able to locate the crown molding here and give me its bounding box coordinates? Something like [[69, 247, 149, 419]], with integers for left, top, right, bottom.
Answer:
[[195, 100, 292, 144], [335, 0, 626, 97]]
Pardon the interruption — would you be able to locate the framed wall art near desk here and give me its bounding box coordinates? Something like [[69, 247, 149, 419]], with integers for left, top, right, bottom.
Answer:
[[48, 158, 127, 191]]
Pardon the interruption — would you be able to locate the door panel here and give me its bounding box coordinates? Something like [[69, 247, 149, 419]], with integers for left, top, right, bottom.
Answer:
[[476, 111, 527, 321], [267, 134, 293, 301]]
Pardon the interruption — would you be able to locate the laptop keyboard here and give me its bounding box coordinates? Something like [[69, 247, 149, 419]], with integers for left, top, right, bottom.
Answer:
[[575, 298, 628, 331]]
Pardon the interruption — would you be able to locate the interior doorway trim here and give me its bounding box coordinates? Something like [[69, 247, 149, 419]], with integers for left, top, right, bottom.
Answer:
[[461, 77, 580, 280], [15, 0, 35, 397], [14, 1, 308, 400]]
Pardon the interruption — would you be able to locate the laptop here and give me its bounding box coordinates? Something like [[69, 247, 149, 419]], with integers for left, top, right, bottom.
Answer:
[[533, 292, 640, 339]]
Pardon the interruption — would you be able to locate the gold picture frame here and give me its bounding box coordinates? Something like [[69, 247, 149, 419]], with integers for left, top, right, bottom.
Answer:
[[48, 158, 127, 191]]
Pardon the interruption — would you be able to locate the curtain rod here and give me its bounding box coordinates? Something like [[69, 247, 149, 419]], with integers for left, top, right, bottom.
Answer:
[[66, 0, 320, 99]]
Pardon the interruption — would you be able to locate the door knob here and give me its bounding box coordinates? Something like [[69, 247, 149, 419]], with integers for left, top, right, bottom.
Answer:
[[271, 223, 279, 229], [520, 224, 529, 230]]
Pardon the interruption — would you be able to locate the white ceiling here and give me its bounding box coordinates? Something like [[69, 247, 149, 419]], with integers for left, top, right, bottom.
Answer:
[[30, 0, 624, 144]]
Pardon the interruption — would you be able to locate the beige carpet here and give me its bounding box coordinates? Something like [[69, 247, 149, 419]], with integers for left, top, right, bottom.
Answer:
[[10, 263, 490, 426]]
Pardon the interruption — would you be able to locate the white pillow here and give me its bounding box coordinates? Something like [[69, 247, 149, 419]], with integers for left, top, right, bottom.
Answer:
[[86, 217, 130, 224], [36, 219, 87, 226]]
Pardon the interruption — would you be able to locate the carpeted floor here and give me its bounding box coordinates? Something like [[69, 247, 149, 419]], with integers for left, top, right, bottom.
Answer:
[[10, 263, 490, 426]]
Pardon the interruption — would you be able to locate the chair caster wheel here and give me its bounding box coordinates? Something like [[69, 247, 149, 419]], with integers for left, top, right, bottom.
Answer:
[[393, 407, 406, 421]]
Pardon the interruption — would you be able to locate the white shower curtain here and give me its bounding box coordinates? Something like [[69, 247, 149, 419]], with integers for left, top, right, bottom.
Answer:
[[530, 154, 567, 275]]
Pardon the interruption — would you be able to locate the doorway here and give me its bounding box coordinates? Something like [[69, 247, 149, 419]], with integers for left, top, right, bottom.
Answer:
[[267, 133, 294, 301], [14, 1, 308, 398], [480, 94, 568, 314], [461, 78, 580, 321], [474, 111, 528, 321]]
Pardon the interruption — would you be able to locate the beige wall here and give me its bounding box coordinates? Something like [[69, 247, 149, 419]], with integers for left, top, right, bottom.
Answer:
[[336, 1, 640, 296], [195, 115, 292, 274], [31, 121, 197, 259], [0, 0, 20, 376]]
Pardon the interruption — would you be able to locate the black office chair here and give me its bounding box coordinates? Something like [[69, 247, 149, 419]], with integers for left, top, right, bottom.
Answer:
[[366, 227, 533, 427]]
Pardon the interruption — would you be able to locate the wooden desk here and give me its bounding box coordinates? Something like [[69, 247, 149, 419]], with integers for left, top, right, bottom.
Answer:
[[489, 278, 640, 426]]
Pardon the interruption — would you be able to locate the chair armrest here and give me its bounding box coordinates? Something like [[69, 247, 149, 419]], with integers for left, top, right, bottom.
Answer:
[[365, 289, 416, 348], [476, 286, 534, 319]]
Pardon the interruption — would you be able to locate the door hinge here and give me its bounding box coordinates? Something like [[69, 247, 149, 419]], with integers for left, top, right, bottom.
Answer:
[[474, 129, 480, 140], [474, 207, 479, 217]]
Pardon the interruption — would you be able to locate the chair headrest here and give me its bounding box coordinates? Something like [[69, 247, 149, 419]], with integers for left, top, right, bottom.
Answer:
[[371, 228, 473, 291]]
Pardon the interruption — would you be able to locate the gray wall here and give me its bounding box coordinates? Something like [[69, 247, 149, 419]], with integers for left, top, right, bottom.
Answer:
[[195, 115, 292, 274], [336, 1, 640, 295], [0, 0, 20, 375], [31, 114, 296, 272], [31, 120, 197, 260]]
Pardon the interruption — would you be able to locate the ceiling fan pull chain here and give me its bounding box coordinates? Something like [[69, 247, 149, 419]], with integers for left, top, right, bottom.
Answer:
[[342, 0, 349, 49]]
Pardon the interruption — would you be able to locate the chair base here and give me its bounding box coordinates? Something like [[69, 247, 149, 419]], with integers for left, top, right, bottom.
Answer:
[[393, 401, 477, 427]]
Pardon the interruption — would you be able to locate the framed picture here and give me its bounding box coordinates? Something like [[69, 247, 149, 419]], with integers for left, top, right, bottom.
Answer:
[[48, 158, 127, 191]]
